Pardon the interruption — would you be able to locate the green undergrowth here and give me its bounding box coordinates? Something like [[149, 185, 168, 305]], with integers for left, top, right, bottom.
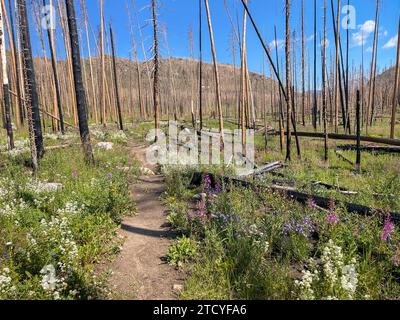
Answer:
[[162, 165, 400, 300], [0, 132, 139, 300]]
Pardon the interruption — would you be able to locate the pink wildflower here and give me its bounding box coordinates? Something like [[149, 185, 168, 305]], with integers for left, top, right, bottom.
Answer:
[[381, 214, 395, 242]]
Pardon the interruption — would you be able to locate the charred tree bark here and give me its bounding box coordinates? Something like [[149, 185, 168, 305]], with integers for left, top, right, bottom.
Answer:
[[356, 90, 361, 172], [110, 23, 123, 131], [152, 0, 160, 139], [17, 0, 44, 160], [285, 0, 292, 161], [65, 0, 94, 164], [322, 1, 328, 161]]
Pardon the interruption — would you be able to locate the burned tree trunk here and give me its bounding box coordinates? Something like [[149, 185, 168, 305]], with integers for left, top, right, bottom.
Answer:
[[285, 0, 292, 161], [0, 1, 14, 149], [152, 0, 160, 139], [390, 18, 400, 139], [356, 90, 361, 171], [198, 0, 203, 130], [7, 0, 23, 127], [110, 23, 123, 131], [366, 0, 379, 134], [312, 0, 317, 130], [43, 0, 64, 134], [65, 0, 94, 164], [322, 0, 328, 161], [301, 0, 305, 127], [17, 0, 44, 160], [204, 0, 224, 147]]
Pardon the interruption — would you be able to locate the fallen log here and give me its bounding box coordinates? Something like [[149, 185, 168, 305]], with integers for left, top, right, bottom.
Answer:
[[337, 145, 400, 154], [252, 161, 283, 175], [191, 172, 400, 224], [272, 131, 400, 147], [335, 151, 354, 165]]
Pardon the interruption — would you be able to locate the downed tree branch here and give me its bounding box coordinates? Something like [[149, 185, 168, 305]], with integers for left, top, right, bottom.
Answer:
[[335, 150, 354, 165], [337, 144, 400, 154], [272, 131, 400, 147]]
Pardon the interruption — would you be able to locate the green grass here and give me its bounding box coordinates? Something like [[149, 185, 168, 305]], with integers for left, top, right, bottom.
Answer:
[[0, 130, 139, 300]]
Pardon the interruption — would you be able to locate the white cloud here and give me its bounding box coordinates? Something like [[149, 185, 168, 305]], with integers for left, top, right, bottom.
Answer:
[[269, 39, 284, 50], [352, 20, 376, 47], [383, 34, 398, 49]]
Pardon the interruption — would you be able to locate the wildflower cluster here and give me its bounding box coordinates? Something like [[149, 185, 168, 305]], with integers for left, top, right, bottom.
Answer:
[[281, 216, 315, 238], [295, 240, 358, 300]]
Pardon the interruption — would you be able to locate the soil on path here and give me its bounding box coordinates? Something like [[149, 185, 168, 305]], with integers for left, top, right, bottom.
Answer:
[[109, 144, 184, 300]]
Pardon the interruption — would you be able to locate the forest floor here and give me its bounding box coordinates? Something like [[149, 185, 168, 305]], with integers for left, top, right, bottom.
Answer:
[[109, 144, 184, 300]]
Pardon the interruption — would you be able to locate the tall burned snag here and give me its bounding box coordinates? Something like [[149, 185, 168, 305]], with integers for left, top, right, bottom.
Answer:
[[43, 0, 64, 134], [0, 0, 14, 149], [110, 23, 123, 131], [65, 0, 94, 164], [152, 0, 160, 140], [285, 0, 292, 161], [356, 90, 361, 172], [17, 0, 44, 162], [390, 18, 400, 139], [322, 0, 328, 161], [204, 0, 224, 147]]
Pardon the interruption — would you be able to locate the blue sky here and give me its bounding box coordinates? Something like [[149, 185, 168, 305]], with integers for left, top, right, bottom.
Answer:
[[23, 0, 400, 78]]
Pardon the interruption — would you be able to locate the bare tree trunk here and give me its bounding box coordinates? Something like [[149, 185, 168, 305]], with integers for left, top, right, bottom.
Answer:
[[81, 0, 98, 125], [301, 0, 305, 127], [240, 2, 247, 147], [198, 0, 203, 129], [17, 0, 44, 161], [204, 0, 224, 146], [312, 0, 317, 130], [366, 0, 379, 134], [0, 1, 14, 149], [152, 0, 160, 140], [65, 0, 94, 164], [100, 0, 106, 127], [322, 1, 328, 161], [390, 17, 400, 139], [285, 0, 292, 161], [7, 0, 23, 127], [356, 90, 361, 171], [274, 26, 285, 153], [43, 0, 64, 134], [110, 23, 123, 131]]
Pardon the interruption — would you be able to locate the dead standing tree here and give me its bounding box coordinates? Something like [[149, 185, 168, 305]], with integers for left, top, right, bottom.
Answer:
[[0, 0, 14, 149], [17, 0, 44, 164], [43, 0, 65, 134], [366, 0, 379, 134], [322, 0, 328, 161], [204, 0, 224, 147], [152, 0, 160, 140], [65, 0, 94, 164], [110, 23, 123, 131], [390, 17, 400, 139], [285, 0, 292, 161]]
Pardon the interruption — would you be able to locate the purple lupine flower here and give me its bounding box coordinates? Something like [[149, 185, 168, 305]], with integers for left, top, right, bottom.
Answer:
[[381, 214, 395, 242], [281, 221, 293, 235]]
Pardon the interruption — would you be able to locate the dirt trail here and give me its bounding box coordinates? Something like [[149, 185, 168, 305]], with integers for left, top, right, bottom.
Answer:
[[109, 144, 183, 300]]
